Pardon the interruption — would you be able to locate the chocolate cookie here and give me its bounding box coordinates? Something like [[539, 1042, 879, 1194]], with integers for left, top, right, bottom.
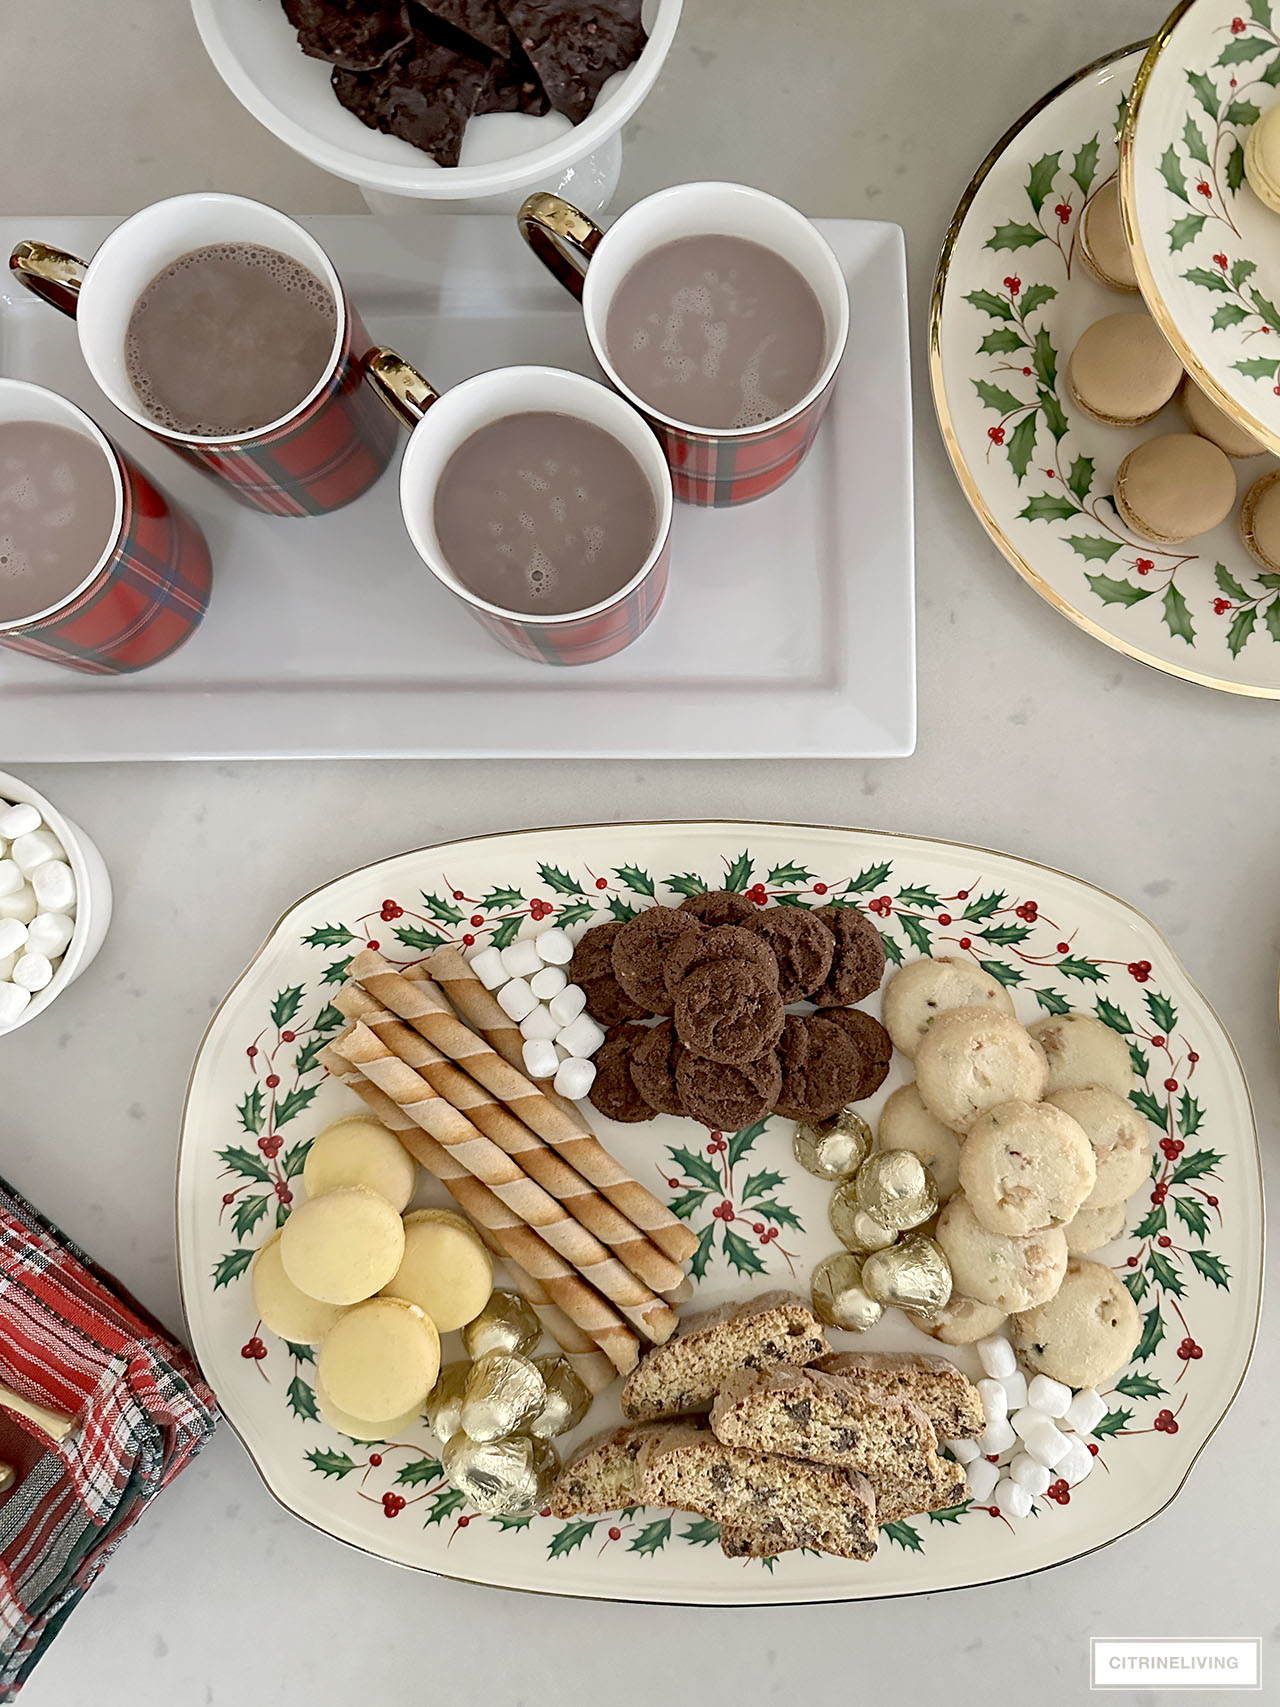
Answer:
[[673, 960, 785, 1065], [818, 1008, 893, 1099], [661, 924, 778, 998], [749, 907, 835, 1004], [811, 906, 887, 1007], [678, 889, 757, 928], [629, 1019, 686, 1116], [610, 906, 700, 1015], [569, 922, 648, 1026], [588, 1023, 656, 1125], [675, 1050, 783, 1131], [773, 1014, 866, 1123]]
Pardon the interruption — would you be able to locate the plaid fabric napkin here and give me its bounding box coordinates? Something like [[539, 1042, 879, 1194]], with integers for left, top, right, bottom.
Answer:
[[0, 1177, 217, 1699]]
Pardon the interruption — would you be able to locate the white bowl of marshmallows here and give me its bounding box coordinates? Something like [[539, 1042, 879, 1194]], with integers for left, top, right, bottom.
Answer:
[[0, 770, 112, 1036]]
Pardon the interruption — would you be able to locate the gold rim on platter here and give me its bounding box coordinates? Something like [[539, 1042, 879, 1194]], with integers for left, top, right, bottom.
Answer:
[[931, 39, 1280, 699]]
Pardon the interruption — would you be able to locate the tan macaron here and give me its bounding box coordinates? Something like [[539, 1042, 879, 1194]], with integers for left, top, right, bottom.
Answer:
[[1068, 312, 1183, 426], [1113, 434, 1237, 545], [1079, 178, 1139, 293], [1180, 375, 1266, 458], [1244, 103, 1280, 214], [1239, 468, 1280, 569]]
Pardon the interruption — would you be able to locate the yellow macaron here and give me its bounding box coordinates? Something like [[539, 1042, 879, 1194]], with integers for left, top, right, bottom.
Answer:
[[1245, 103, 1280, 213]]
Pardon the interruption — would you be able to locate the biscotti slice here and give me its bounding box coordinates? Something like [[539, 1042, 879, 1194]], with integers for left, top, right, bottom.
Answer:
[[636, 1421, 877, 1562], [549, 1421, 685, 1517], [620, 1291, 829, 1422], [710, 1366, 967, 1524], [818, 1350, 984, 1440]]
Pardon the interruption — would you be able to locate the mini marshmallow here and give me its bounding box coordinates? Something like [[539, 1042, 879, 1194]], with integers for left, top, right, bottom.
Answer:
[[12, 953, 52, 993], [556, 1012, 606, 1059], [0, 863, 22, 899], [554, 1056, 597, 1101], [977, 1379, 1008, 1425], [1059, 1440, 1095, 1486], [1010, 1407, 1044, 1441], [522, 1037, 559, 1081], [1021, 1418, 1072, 1470], [0, 886, 37, 925], [0, 918, 27, 959], [993, 1475, 1032, 1519], [0, 984, 31, 1025], [1009, 1452, 1051, 1496], [25, 913, 74, 959], [519, 1006, 560, 1043], [31, 861, 74, 914], [978, 1417, 1016, 1456], [529, 965, 568, 1001], [534, 928, 573, 966], [1000, 1371, 1028, 1412], [1027, 1374, 1072, 1418], [1063, 1388, 1107, 1436], [0, 954, 16, 982], [548, 984, 587, 1028], [11, 829, 63, 875], [0, 803, 40, 840], [976, 1335, 1016, 1380], [496, 978, 538, 1022], [945, 1436, 980, 1464], [965, 1458, 999, 1503], [469, 946, 506, 990], [500, 939, 543, 980]]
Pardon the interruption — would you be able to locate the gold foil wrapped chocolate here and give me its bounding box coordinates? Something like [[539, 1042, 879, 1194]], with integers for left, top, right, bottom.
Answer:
[[461, 1289, 541, 1360], [424, 1360, 469, 1445], [853, 1150, 938, 1233], [829, 1182, 898, 1255], [527, 1355, 592, 1440], [443, 1431, 544, 1517], [527, 1435, 561, 1503], [460, 1350, 546, 1443], [792, 1109, 872, 1182], [810, 1251, 884, 1333], [861, 1234, 953, 1317]]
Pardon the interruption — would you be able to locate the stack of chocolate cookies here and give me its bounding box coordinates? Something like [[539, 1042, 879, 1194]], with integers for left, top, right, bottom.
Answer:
[[573, 893, 892, 1132]]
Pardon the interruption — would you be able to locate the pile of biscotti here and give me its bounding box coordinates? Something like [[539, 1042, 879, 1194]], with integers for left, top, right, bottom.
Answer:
[[550, 1291, 984, 1561]]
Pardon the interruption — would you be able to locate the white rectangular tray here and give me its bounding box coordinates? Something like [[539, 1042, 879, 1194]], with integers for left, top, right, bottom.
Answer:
[[0, 215, 914, 760]]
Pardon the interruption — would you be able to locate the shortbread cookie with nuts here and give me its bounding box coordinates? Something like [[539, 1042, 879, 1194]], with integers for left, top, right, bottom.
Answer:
[[914, 1006, 1049, 1133]]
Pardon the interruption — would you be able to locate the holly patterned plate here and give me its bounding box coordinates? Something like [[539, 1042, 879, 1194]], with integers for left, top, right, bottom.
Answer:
[[1123, 0, 1280, 463], [176, 822, 1261, 1604], [932, 44, 1280, 696]]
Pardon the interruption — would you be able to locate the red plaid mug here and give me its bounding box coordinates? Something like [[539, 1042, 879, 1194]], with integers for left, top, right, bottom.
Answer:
[[0, 379, 212, 674], [366, 352, 673, 666], [518, 182, 850, 507], [9, 194, 396, 518]]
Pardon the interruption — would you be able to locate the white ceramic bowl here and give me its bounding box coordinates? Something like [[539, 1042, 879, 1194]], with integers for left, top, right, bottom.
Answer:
[[0, 770, 112, 1037], [190, 0, 682, 214]]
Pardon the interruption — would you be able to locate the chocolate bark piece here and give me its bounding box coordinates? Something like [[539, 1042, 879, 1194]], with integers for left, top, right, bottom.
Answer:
[[610, 906, 700, 1015], [772, 1014, 866, 1123], [675, 1050, 782, 1131], [588, 1023, 656, 1124], [284, 0, 413, 70], [749, 907, 835, 1004], [678, 889, 757, 928], [673, 960, 785, 1065], [478, 36, 551, 111], [661, 923, 777, 998], [331, 28, 491, 166], [810, 905, 887, 1007], [414, 0, 512, 54], [629, 1019, 686, 1116], [496, 0, 647, 123], [818, 1008, 893, 1099], [569, 921, 649, 1026]]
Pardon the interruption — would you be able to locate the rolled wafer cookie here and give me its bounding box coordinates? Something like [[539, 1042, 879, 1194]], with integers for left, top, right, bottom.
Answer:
[[349, 949, 697, 1267], [318, 1043, 634, 1382], [331, 1022, 676, 1345], [336, 982, 687, 1302]]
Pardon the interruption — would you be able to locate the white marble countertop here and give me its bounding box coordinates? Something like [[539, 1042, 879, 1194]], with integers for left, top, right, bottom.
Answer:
[[2, 1, 1277, 1702]]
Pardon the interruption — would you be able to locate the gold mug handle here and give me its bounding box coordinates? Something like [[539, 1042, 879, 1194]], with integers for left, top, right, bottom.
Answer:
[[364, 347, 441, 430], [517, 192, 604, 302], [9, 241, 88, 318]]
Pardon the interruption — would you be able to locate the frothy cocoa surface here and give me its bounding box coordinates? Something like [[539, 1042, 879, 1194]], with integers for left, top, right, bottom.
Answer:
[[0, 421, 116, 624]]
